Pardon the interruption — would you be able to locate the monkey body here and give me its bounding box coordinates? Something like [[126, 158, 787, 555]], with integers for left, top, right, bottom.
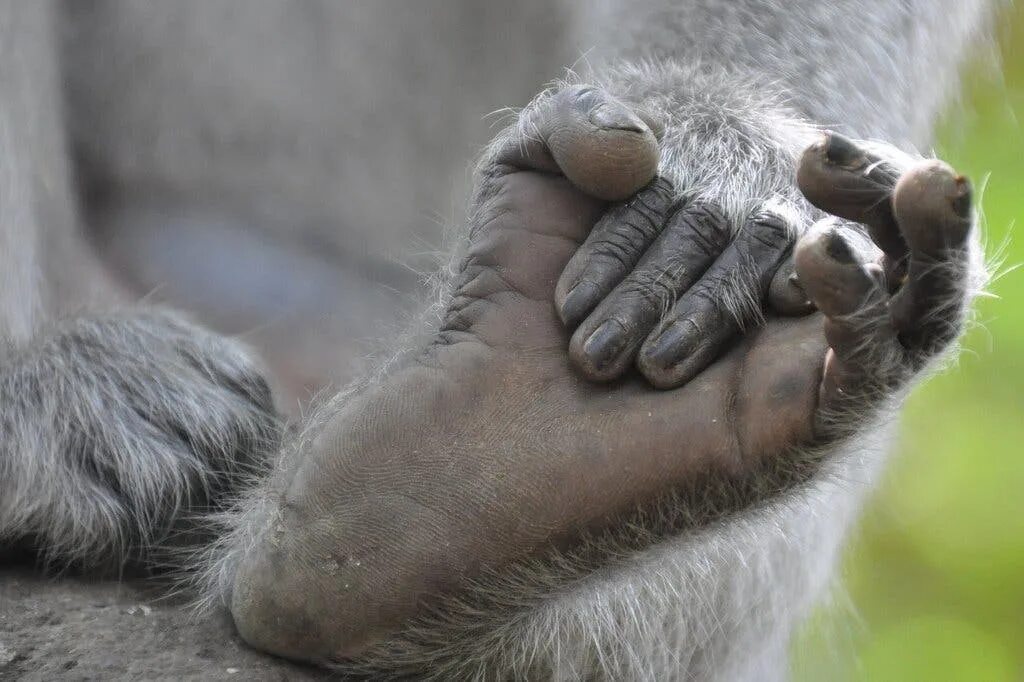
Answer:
[[0, 1, 992, 679]]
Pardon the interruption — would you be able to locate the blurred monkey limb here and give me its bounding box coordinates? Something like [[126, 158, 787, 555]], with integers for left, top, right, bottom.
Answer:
[[0, 1, 995, 680]]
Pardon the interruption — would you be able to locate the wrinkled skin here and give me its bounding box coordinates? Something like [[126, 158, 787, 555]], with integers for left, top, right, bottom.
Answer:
[[230, 87, 974, 662]]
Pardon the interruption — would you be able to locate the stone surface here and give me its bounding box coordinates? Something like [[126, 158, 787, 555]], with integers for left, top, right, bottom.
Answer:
[[0, 566, 329, 681]]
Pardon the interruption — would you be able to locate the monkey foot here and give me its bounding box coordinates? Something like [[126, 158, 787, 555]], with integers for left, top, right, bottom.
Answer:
[[228, 88, 975, 663], [795, 134, 975, 422]]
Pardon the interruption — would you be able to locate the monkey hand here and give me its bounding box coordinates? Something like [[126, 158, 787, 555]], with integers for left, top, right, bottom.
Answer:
[[0, 310, 281, 569], [550, 82, 980, 430], [227, 85, 979, 669]]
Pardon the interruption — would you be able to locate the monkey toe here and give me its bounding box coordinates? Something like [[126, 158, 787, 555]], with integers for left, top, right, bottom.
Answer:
[[495, 84, 660, 202], [795, 142, 976, 422], [794, 220, 897, 409], [797, 132, 909, 278], [890, 160, 974, 356]]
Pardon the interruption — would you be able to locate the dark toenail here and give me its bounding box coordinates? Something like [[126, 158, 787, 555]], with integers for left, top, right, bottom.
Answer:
[[824, 132, 863, 168], [560, 281, 601, 327], [583, 320, 628, 369], [824, 231, 856, 264], [951, 177, 972, 218], [588, 103, 645, 133]]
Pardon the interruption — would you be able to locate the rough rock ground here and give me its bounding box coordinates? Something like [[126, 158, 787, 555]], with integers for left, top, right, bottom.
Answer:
[[0, 564, 329, 681]]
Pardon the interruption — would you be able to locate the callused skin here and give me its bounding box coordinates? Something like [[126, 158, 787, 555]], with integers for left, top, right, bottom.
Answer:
[[230, 87, 975, 663]]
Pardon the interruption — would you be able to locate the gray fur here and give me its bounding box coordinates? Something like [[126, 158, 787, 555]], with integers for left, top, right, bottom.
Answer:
[[573, 0, 994, 148], [0, 2, 281, 571], [209, 3, 988, 679], [0, 310, 281, 569], [207, 74, 983, 681], [0, 0, 995, 679]]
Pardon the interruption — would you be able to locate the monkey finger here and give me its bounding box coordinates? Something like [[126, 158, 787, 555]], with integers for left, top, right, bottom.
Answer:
[[889, 160, 974, 357], [567, 201, 730, 381], [794, 220, 887, 317], [797, 132, 908, 269], [636, 209, 795, 389], [494, 85, 660, 201], [793, 220, 896, 410], [555, 176, 679, 328]]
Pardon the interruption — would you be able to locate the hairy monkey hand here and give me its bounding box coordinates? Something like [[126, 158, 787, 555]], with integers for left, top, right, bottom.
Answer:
[[552, 73, 978, 428], [228, 84, 977, 668], [0, 310, 281, 569], [555, 67, 829, 388]]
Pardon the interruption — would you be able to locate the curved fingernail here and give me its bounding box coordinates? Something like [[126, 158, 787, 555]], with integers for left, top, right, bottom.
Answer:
[[951, 176, 972, 218], [559, 281, 601, 327], [642, 319, 697, 370], [588, 102, 645, 133], [583, 319, 628, 370]]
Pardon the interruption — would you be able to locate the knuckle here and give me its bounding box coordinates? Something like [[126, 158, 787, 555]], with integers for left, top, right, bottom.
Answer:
[[688, 282, 726, 311], [687, 200, 728, 229], [615, 217, 661, 250], [604, 184, 676, 245], [625, 268, 684, 308], [590, 238, 637, 269], [588, 209, 664, 264], [633, 176, 676, 206], [673, 201, 730, 255], [545, 84, 608, 122], [569, 84, 604, 108], [749, 210, 793, 243]]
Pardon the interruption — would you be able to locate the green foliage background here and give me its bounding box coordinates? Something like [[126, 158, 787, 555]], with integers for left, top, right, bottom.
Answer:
[[793, 5, 1024, 680]]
